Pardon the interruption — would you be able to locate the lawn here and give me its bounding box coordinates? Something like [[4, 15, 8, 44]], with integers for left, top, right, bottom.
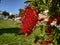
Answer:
[[0, 20, 42, 45]]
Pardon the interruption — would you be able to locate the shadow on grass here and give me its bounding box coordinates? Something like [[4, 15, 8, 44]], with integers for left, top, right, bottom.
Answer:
[[0, 27, 20, 35]]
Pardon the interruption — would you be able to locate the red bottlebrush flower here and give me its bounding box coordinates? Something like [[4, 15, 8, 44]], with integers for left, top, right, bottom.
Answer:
[[47, 17, 54, 25], [45, 37, 53, 43], [40, 37, 53, 45], [56, 16, 60, 25], [20, 6, 38, 37], [40, 42, 48, 45], [57, 16, 60, 21], [45, 28, 52, 34]]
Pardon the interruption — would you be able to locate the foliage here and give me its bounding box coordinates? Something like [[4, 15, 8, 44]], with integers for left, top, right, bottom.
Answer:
[[25, 0, 60, 16], [25, 0, 49, 12]]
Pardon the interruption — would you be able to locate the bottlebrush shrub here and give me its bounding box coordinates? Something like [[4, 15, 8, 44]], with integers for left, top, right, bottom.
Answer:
[[19, 6, 60, 45]]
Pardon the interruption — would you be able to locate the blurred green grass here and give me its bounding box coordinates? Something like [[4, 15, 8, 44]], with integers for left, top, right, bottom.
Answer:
[[0, 20, 20, 35], [0, 20, 20, 28], [0, 20, 42, 45]]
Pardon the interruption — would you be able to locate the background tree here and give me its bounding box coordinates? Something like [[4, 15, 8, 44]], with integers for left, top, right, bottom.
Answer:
[[8, 15, 15, 19], [2, 11, 9, 16], [19, 8, 23, 16]]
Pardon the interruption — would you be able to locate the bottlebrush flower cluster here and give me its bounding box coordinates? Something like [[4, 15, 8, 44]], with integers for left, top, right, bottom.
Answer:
[[47, 16, 60, 27], [20, 6, 38, 37]]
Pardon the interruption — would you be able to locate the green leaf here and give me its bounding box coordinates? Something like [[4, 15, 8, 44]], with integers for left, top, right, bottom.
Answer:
[[24, 1, 32, 4], [43, 0, 46, 4], [54, 28, 60, 33]]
